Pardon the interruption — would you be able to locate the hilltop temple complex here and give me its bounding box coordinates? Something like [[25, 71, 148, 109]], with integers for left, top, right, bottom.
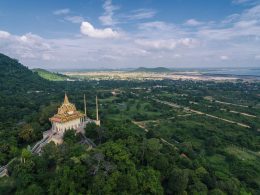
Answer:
[[49, 94, 86, 133], [40, 93, 100, 145]]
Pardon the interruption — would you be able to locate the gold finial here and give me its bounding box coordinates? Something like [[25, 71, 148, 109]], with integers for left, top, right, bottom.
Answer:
[[64, 93, 70, 104]]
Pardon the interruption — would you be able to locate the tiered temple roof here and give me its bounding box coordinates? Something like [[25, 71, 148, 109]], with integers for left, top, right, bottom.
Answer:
[[50, 94, 85, 123]]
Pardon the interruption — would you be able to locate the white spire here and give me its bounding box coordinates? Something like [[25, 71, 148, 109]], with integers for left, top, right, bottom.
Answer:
[[95, 95, 100, 126], [84, 94, 87, 117], [96, 95, 99, 121]]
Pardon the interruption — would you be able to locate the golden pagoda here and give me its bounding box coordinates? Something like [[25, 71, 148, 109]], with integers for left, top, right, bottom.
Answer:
[[50, 93, 85, 123], [49, 93, 85, 132]]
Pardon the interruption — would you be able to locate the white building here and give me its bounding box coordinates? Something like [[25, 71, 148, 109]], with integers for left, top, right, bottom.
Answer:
[[46, 93, 100, 144]]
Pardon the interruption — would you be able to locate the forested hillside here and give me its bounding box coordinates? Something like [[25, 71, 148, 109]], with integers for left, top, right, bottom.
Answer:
[[0, 53, 92, 166], [0, 54, 49, 92]]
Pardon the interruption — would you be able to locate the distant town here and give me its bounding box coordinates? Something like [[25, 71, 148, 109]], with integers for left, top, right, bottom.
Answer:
[[61, 67, 260, 82]]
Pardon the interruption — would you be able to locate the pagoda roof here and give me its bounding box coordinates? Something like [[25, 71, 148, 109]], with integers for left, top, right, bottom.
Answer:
[[50, 93, 85, 123]]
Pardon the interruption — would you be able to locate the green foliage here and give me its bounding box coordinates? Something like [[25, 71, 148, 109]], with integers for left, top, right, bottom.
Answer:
[[137, 167, 164, 194], [32, 68, 69, 81], [63, 129, 80, 144], [18, 124, 38, 144], [0, 177, 16, 195], [85, 122, 106, 144], [167, 168, 189, 194]]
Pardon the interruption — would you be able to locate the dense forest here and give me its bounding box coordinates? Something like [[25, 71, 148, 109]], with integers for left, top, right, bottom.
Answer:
[[0, 53, 260, 194]]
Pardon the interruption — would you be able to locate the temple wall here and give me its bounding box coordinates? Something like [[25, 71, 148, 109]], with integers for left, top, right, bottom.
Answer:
[[52, 118, 82, 133]]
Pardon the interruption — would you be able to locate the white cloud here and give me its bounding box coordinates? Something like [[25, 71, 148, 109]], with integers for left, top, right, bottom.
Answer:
[[135, 39, 177, 50], [185, 19, 204, 26], [232, 0, 260, 4], [126, 9, 156, 20], [99, 0, 156, 26], [233, 0, 251, 4], [135, 38, 198, 50], [178, 38, 199, 47], [241, 4, 260, 20], [0, 31, 53, 61], [197, 5, 260, 40], [173, 54, 182, 58], [220, 55, 229, 60], [255, 55, 260, 59], [80, 21, 120, 38], [1, 3, 260, 69], [0, 31, 10, 38], [99, 0, 119, 26], [234, 19, 258, 27], [64, 16, 84, 24], [137, 21, 188, 40], [138, 21, 173, 31], [53, 8, 70, 15]]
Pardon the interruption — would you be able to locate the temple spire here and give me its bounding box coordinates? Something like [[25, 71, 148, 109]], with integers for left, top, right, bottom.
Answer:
[[64, 93, 70, 104], [96, 95, 99, 121], [84, 94, 87, 117], [95, 95, 100, 126]]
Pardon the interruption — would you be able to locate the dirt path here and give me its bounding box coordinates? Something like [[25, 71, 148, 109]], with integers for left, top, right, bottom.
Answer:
[[214, 100, 248, 108], [229, 110, 257, 118], [204, 97, 249, 108], [132, 121, 178, 150], [153, 99, 251, 129]]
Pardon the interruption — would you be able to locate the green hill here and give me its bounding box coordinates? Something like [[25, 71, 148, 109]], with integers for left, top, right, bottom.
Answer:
[[32, 68, 69, 81], [0, 53, 49, 92], [0, 53, 51, 120], [132, 67, 172, 73]]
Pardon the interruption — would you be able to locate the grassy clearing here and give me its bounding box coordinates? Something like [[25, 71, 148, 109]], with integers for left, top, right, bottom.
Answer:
[[225, 146, 256, 161]]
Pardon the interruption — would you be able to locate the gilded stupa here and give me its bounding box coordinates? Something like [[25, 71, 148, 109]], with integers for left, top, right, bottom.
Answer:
[[32, 93, 100, 149], [50, 93, 85, 124], [49, 93, 100, 136]]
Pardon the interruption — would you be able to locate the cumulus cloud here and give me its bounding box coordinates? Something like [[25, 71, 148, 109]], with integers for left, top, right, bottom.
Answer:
[[185, 19, 204, 26], [0, 31, 10, 38], [53, 8, 70, 15], [80, 21, 120, 38], [0, 31, 53, 61]]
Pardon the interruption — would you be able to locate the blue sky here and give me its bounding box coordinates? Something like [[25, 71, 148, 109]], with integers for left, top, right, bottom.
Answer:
[[0, 0, 260, 69]]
